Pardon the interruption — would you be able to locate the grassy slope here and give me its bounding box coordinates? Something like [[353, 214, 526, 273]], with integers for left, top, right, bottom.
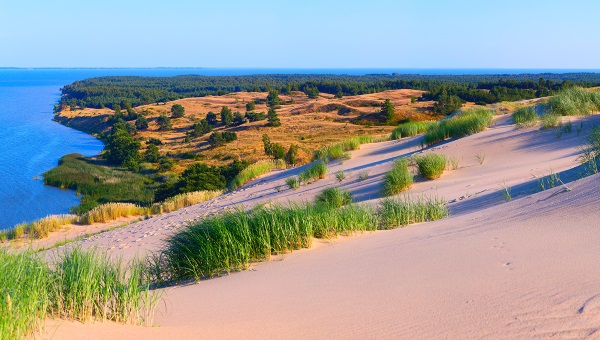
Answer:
[[44, 154, 156, 213]]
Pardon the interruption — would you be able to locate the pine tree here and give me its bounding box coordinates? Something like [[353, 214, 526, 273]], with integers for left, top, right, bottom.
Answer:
[[267, 108, 281, 127]]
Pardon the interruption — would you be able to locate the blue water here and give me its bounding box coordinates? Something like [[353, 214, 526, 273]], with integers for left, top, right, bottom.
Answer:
[[1, 67, 599, 229]]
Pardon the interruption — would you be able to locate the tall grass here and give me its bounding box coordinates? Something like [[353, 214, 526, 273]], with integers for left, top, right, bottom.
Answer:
[[150, 190, 222, 214], [314, 187, 352, 208], [382, 158, 413, 196], [0, 248, 159, 338], [152, 194, 449, 283], [80, 203, 147, 225], [379, 195, 449, 230], [0, 215, 79, 242], [229, 159, 286, 190], [391, 121, 436, 140], [298, 161, 327, 184], [152, 204, 379, 282], [415, 153, 446, 179], [548, 87, 600, 116], [540, 113, 562, 129], [580, 127, 600, 175], [313, 136, 373, 161], [513, 107, 538, 126], [424, 107, 494, 146]]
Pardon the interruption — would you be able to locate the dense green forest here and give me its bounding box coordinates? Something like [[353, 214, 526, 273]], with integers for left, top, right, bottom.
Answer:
[[58, 73, 600, 116]]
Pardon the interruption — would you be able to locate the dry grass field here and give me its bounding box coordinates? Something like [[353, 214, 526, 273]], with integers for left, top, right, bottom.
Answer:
[[56, 89, 439, 171]]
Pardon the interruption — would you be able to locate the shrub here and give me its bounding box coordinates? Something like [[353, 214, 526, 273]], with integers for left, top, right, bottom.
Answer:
[[357, 171, 369, 181], [513, 107, 538, 126], [171, 104, 185, 118], [415, 153, 446, 179], [424, 107, 493, 146], [540, 113, 562, 129], [79, 203, 147, 225], [298, 161, 327, 184], [391, 121, 436, 140], [314, 187, 352, 208], [382, 158, 413, 196], [229, 159, 286, 190]]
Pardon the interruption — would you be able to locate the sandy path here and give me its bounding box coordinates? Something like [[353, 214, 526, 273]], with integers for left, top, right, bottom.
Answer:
[[55, 114, 599, 262]]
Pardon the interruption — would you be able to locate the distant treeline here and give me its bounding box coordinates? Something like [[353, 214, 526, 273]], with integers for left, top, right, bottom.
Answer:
[[58, 73, 600, 115]]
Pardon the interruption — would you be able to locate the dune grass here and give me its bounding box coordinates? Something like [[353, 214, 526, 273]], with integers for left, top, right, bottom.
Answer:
[[79, 203, 147, 225], [0, 248, 159, 338], [151, 193, 449, 283], [285, 177, 301, 189], [314, 187, 352, 208], [0, 215, 79, 241], [378, 195, 449, 229], [382, 158, 413, 196], [229, 159, 286, 190], [298, 161, 327, 184], [424, 107, 494, 146], [540, 113, 562, 129], [415, 153, 446, 179], [313, 136, 373, 161], [580, 127, 600, 175], [391, 121, 436, 140], [151, 204, 379, 282], [548, 87, 600, 116], [513, 107, 538, 126], [150, 190, 222, 214]]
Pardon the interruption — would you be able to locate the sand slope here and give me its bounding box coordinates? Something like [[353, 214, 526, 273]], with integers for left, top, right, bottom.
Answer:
[[46, 114, 600, 338]]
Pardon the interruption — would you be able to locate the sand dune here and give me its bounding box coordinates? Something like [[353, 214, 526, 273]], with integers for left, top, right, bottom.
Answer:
[[46, 114, 600, 338]]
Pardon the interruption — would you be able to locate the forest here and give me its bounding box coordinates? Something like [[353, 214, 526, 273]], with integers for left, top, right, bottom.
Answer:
[[57, 73, 600, 115]]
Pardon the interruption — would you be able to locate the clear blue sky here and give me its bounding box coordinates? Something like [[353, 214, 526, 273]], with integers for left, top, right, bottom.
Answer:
[[1, 0, 599, 68]]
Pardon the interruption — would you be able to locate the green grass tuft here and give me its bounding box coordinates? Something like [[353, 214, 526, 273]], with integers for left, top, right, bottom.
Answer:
[[378, 195, 449, 229], [314, 187, 352, 208], [415, 153, 446, 179], [298, 161, 327, 184], [513, 107, 538, 126], [382, 158, 413, 196], [540, 113, 562, 129], [313, 136, 373, 161]]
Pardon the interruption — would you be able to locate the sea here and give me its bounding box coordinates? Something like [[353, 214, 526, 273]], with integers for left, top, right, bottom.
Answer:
[[1, 67, 598, 229]]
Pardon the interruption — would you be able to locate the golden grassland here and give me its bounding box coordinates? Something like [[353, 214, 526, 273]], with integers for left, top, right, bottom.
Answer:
[[56, 89, 440, 172]]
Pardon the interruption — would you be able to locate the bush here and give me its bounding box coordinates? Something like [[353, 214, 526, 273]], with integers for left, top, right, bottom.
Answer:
[[513, 107, 538, 126], [171, 104, 185, 118], [424, 107, 493, 146], [382, 158, 413, 196], [314, 187, 352, 208], [391, 121, 436, 140], [298, 161, 327, 184], [415, 153, 446, 179], [245, 111, 265, 122], [156, 114, 172, 130]]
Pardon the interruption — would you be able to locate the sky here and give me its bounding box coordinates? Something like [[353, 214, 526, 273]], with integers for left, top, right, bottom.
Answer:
[[0, 0, 599, 69]]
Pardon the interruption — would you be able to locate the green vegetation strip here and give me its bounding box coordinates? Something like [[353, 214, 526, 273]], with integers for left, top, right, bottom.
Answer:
[[424, 107, 494, 146], [548, 87, 600, 116], [150, 194, 448, 284], [313, 136, 373, 162], [229, 159, 286, 190], [391, 121, 436, 140], [0, 248, 159, 338]]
